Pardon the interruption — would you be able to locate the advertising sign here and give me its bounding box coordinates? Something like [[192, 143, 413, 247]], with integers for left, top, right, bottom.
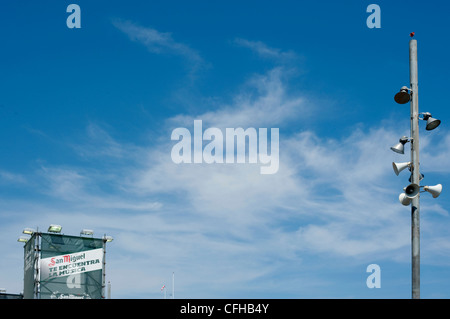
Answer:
[[39, 233, 104, 299], [40, 248, 103, 280]]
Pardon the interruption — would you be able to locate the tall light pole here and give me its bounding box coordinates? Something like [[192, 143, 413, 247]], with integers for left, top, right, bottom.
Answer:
[[392, 33, 442, 299]]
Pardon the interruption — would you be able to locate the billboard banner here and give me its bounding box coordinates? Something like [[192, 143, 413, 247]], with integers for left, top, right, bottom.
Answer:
[[40, 248, 103, 280], [23, 234, 36, 299], [39, 233, 104, 299]]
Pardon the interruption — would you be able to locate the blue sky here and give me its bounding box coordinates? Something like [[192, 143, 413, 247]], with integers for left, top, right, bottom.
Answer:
[[1, 0, 450, 298]]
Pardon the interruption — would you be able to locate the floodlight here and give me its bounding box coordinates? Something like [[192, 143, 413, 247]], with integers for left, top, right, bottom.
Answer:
[[394, 86, 411, 104], [80, 229, 94, 236], [22, 228, 35, 235], [421, 112, 441, 131], [424, 184, 442, 198], [17, 236, 29, 243], [47, 224, 62, 233], [103, 235, 113, 242], [392, 162, 411, 176], [390, 136, 409, 154]]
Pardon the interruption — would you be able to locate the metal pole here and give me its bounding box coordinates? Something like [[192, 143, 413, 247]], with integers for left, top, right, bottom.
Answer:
[[172, 272, 175, 299], [102, 238, 106, 299], [409, 39, 420, 299], [35, 232, 41, 299]]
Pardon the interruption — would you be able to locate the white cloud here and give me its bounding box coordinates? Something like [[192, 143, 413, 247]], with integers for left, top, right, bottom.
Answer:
[[169, 67, 306, 129], [421, 131, 450, 173], [75, 123, 130, 159], [3, 47, 450, 297], [112, 19, 203, 69], [234, 38, 297, 63], [0, 170, 26, 185]]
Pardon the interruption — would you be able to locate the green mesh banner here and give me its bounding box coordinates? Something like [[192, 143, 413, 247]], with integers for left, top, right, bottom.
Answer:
[[23, 234, 36, 299], [39, 233, 104, 299]]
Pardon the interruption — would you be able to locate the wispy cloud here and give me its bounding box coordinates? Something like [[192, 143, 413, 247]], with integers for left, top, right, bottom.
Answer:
[[0, 170, 27, 185], [113, 19, 203, 70], [169, 67, 306, 129], [3, 59, 450, 297], [234, 38, 298, 63], [72, 123, 140, 160]]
